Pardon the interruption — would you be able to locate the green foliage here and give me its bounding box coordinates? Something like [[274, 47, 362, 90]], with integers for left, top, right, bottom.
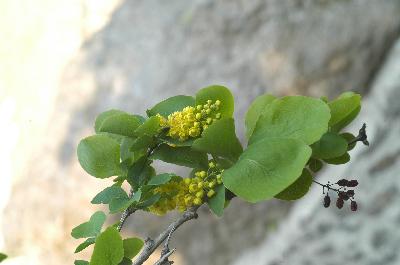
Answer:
[[249, 96, 331, 145], [150, 144, 208, 169], [328, 92, 361, 132], [74, 85, 364, 262], [78, 135, 121, 178], [195, 85, 234, 117], [192, 118, 243, 162], [311, 132, 348, 159], [75, 260, 89, 265], [223, 138, 311, 202], [98, 113, 142, 138], [275, 169, 313, 200], [71, 211, 106, 239], [123, 238, 144, 259], [207, 185, 225, 217], [245, 94, 275, 139], [0, 253, 7, 262], [147, 95, 195, 117], [75, 237, 96, 253], [90, 227, 124, 265]]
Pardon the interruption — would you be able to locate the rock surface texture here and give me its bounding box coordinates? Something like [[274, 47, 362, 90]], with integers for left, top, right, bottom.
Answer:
[[234, 37, 400, 265], [2, 0, 400, 264]]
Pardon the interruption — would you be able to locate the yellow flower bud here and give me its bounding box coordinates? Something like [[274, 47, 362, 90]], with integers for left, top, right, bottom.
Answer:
[[206, 109, 211, 115], [215, 100, 221, 106], [207, 99, 213, 105], [196, 105, 203, 110], [193, 197, 202, 205], [215, 113, 221, 119], [206, 118, 212, 124], [184, 178, 192, 184], [195, 113, 202, 120], [207, 190, 216, 198], [196, 190, 204, 198], [209, 162, 215, 168], [197, 182, 204, 188], [208, 180, 216, 188], [199, 171, 207, 178]]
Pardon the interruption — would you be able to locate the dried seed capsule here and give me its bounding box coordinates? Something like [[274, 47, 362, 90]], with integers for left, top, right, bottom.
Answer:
[[336, 179, 349, 186], [351, 201, 358, 211], [323, 195, 331, 208], [338, 192, 349, 201], [346, 190, 355, 197], [336, 197, 344, 209], [347, 180, 359, 187]]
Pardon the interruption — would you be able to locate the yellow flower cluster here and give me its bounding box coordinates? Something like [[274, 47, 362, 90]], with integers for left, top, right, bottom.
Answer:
[[148, 161, 224, 215], [157, 99, 222, 141]]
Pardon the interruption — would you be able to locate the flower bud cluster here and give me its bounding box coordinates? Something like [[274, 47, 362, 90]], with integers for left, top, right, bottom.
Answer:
[[157, 99, 222, 141], [149, 161, 223, 215]]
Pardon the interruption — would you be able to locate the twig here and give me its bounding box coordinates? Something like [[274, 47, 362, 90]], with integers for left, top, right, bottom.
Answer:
[[118, 142, 163, 232], [132, 206, 199, 265], [117, 188, 136, 232]]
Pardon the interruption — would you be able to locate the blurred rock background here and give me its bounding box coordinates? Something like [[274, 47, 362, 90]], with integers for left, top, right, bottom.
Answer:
[[1, 0, 399, 264]]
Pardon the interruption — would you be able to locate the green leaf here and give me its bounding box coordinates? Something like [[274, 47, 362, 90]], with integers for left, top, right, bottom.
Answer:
[[147, 95, 195, 117], [109, 190, 141, 214], [127, 157, 150, 188], [0, 253, 7, 262], [223, 138, 311, 202], [99, 113, 142, 138], [195, 85, 234, 118], [150, 144, 208, 169], [245, 94, 275, 139], [249, 96, 331, 145], [71, 211, 106, 239], [95, 109, 126, 133], [192, 118, 243, 162], [118, 258, 132, 265], [311, 132, 348, 159], [75, 237, 96, 253], [159, 136, 194, 147], [275, 169, 313, 201], [91, 186, 127, 204], [123, 237, 144, 259], [207, 185, 225, 217], [308, 158, 323, 173], [147, 173, 175, 185], [90, 227, 124, 265], [328, 92, 361, 132], [134, 116, 160, 137], [323, 152, 350, 165], [137, 194, 161, 209], [75, 260, 89, 265], [340, 132, 357, 150], [130, 135, 155, 151], [77, 135, 121, 178]]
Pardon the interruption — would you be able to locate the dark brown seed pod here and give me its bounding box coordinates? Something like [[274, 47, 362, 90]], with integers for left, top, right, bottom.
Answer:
[[347, 180, 358, 187], [346, 190, 355, 197], [336, 179, 349, 186], [336, 197, 344, 209], [338, 192, 350, 201], [351, 201, 358, 211], [324, 195, 331, 208]]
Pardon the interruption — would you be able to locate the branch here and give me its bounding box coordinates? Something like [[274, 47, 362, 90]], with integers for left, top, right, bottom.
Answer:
[[132, 206, 199, 265]]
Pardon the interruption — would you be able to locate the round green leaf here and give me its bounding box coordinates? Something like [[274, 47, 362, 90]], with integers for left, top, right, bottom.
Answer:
[[275, 169, 313, 201], [308, 158, 323, 173], [90, 227, 124, 265], [195, 85, 234, 118], [323, 152, 350, 165], [207, 185, 225, 217], [249, 96, 331, 145], [328, 92, 361, 132], [99, 113, 142, 138], [75, 237, 96, 253], [192, 118, 243, 162], [147, 173, 175, 186], [223, 138, 312, 202], [150, 144, 208, 169], [95, 109, 126, 133], [147, 95, 195, 117], [245, 94, 275, 139], [71, 211, 106, 239], [340, 132, 357, 150], [134, 116, 160, 137], [77, 135, 121, 178], [91, 186, 127, 204], [311, 132, 348, 159], [123, 237, 144, 259]]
